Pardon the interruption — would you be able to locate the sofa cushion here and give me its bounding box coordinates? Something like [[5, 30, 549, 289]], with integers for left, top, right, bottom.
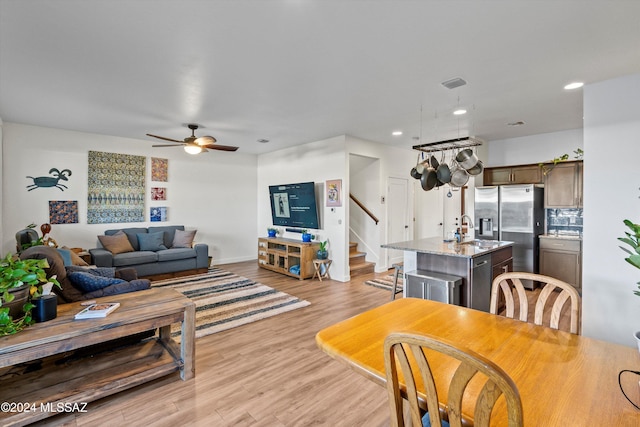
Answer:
[[68, 271, 127, 293], [98, 231, 135, 255], [157, 248, 197, 262], [61, 246, 90, 266], [56, 248, 72, 266], [66, 266, 116, 278], [112, 251, 158, 267], [172, 229, 197, 248], [149, 226, 185, 248], [137, 231, 167, 252], [105, 227, 148, 251]]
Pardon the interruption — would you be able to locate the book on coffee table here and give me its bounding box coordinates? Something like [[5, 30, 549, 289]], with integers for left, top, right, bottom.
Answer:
[[74, 302, 120, 319]]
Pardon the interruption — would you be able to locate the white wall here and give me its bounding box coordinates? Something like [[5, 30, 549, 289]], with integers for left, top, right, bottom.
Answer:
[[486, 129, 583, 167], [257, 136, 348, 279], [582, 73, 640, 346], [1, 123, 258, 264]]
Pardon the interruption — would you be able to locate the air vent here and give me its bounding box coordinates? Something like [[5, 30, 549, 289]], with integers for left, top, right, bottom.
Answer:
[[441, 77, 467, 90]]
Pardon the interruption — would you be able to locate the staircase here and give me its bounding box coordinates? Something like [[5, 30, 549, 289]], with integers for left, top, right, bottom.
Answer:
[[349, 242, 375, 278]]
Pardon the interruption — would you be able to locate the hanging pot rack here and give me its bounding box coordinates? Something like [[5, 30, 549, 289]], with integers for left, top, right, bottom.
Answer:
[[412, 136, 483, 154]]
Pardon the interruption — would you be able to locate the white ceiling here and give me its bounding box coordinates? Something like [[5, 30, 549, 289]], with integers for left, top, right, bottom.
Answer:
[[1, 0, 639, 155]]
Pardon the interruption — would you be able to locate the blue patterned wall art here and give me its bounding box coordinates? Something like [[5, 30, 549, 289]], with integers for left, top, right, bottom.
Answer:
[[87, 151, 145, 224], [49, 200, 79, 224]]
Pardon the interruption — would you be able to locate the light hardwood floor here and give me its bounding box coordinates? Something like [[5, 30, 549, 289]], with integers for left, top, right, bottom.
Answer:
[[33, 261, 395, 427]]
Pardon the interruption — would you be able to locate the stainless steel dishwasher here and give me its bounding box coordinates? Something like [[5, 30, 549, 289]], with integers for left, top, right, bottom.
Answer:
[[470, 254, 492, 312]]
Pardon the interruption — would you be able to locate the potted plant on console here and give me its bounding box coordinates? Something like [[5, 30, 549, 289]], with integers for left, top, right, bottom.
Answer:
[[0, 253, 61, 335], [300, 229, 315, 243], [267, 227, 280, 238]]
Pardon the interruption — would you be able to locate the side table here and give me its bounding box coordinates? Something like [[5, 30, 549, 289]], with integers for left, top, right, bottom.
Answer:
[[312, 259, 332, 282]]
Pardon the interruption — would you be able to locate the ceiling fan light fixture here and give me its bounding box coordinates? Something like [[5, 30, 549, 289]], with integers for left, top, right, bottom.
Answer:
[[184, 144, 202, 155], [195, 135, 216, 145]]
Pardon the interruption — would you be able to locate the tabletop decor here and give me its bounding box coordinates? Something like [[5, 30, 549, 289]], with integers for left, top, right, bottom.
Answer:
[[0, 253, 61, 335]]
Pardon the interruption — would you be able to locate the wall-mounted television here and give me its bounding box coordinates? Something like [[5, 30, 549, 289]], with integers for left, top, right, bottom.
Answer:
[[269, 181, 320, 229]]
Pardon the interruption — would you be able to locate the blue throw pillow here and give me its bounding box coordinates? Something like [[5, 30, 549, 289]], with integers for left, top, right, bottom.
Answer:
[[137, 232, 167, 252], [66, 266, 116, 278], [56, 248, 72, 266], [68, 271, 126, 292]]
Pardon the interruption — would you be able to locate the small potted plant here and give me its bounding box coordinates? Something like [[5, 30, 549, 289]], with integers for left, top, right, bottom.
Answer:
[[0, 253, 61, 335], [300, 229, 314, 243], [267, 227, 280, 238], [317, 241, 329, 260]]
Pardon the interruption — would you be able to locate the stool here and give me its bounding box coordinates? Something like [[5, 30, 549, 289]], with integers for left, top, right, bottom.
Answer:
[[391, 262, 403, 300], [312, 259, 332, 282]]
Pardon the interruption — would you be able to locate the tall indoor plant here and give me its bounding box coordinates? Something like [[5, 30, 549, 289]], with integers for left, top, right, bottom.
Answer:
[[0, 253, 61, 335], [618, 219, 640, 297]]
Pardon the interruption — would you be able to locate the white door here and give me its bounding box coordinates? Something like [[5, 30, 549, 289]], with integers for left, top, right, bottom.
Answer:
[[443, 186, 463, 239], [387, 177, 410, 266], [414, 182, 444, 239]]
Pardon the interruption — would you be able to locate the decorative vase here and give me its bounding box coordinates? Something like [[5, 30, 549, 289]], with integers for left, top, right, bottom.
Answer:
[[32, 294, 57, 323], [5, 284, 30, 319], [268, 230, 277, 238], [317, 250, 328, 260], [302, 233, 312, 243]]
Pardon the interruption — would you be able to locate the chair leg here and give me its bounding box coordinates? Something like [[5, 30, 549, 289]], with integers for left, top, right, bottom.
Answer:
[[391, 266, 400, 301]]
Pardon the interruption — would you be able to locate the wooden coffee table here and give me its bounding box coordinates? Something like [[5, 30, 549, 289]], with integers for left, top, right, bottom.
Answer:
[[0, 288, 195, 426]]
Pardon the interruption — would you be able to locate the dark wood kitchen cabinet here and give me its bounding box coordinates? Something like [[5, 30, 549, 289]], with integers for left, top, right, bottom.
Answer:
[[539, 236, 581, 290], [544, 160, 583, 208], [483, 164, 543, 186]]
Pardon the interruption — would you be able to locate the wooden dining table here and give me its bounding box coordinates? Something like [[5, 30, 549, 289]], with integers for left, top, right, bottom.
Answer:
[[316, 298, 640, 426]]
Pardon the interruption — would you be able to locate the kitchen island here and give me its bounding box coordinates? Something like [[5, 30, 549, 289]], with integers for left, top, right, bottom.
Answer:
[[382, 237, 513, 312]]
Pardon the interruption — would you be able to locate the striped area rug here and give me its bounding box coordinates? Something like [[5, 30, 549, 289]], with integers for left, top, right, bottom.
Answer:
[[151, 268, 310, 339], [364, 274, 403, 292]]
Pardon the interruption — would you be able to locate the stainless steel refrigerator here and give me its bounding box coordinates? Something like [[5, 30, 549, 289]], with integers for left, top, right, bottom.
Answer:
[[474, 184, 544, 288]]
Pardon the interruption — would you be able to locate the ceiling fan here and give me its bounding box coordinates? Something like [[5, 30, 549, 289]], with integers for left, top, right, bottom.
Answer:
[[147, 124, 239, 154]]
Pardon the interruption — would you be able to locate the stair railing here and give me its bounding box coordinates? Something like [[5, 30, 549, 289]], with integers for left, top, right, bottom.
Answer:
[[349, 193, 379, 225]]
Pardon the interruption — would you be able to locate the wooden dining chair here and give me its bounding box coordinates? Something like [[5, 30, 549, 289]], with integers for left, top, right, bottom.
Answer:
[[384, 332, 523, 427], [489, 272, 581, 334]]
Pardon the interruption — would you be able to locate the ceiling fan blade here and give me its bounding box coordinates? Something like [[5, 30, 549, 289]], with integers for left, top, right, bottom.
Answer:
[[152, 144, 185, 147], [146, 133, 183, 143], [203, 144, 239, 152]]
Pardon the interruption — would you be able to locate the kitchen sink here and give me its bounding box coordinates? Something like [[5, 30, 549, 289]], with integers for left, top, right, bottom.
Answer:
[[461, 239, 501, 249]]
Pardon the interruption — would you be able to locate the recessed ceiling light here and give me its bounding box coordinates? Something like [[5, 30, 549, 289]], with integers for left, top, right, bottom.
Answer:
[[392, 131, 403, 136], [257, 139, 270, 143], [507, 121, 526, 126], [453, 109, 467, 115], [564, 82, 584, 90]]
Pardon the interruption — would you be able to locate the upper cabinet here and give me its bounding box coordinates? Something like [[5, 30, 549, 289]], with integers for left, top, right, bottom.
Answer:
[[544, 161, 583, 208], [483, 164, 542, 186]]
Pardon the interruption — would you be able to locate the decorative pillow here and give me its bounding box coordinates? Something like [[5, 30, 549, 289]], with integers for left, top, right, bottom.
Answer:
[[98, 231, 134, 255], [66, 266, 116, 278], [137, 231, 167, 252], [68, 271, 126, 293], [61, 246, 90, 266], [172, 229, 196, 248], [56, 248, 72, 266]]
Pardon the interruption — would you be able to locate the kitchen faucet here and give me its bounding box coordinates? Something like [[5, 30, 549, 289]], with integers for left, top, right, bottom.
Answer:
[[460, 214, 474, 240]]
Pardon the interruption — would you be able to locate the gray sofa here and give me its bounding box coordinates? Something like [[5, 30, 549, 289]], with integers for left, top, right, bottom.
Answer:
[[89, 225, 209, 277]]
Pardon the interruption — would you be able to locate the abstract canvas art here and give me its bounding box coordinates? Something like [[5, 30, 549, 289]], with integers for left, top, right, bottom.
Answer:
[[151, 157, 168, 182], [49, 200, 79, 224], [151, 187, 166, 201], [87, 151, 145, 224], [150, 206, 168, 222]]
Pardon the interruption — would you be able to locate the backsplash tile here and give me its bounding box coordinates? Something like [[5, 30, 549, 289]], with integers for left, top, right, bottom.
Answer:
[[546, 208, 583, 236]]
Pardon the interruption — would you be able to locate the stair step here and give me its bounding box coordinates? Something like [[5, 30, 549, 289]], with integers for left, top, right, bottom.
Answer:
[[349, 251, 367, 266], [350, 261, 375, 277], [349, 242, 358, 254]]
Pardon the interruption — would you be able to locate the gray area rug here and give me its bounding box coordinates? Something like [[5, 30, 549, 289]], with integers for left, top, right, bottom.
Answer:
[[151, 268, 310, 338]]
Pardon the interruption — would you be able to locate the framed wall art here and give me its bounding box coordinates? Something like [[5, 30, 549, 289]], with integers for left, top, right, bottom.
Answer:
[[326, 179, 342, 207], [151, 187, 166, 201]]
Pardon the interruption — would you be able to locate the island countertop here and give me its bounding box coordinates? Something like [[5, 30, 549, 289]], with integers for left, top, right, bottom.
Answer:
[[381, 237, 514, 259]]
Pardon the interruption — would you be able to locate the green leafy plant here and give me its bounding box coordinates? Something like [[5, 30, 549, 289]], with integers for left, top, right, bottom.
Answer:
[[0, 253, 61, 335], [618, 219, 640, 297], [539, 149, 583, 175], [267, 227, 280, 235], [318, 241, 328, 252]]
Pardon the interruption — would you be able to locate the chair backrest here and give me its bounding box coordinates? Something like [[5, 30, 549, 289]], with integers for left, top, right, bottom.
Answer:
[[489, 272, 581, 334], [384, 332, 523, 427]]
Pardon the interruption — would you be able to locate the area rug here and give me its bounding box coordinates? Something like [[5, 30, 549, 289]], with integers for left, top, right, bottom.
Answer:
[[364, 274, 403, 292], [151, 268, 310, 339]]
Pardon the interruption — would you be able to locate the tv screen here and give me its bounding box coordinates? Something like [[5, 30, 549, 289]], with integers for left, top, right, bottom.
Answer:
[[269, 182, 320, 229]]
